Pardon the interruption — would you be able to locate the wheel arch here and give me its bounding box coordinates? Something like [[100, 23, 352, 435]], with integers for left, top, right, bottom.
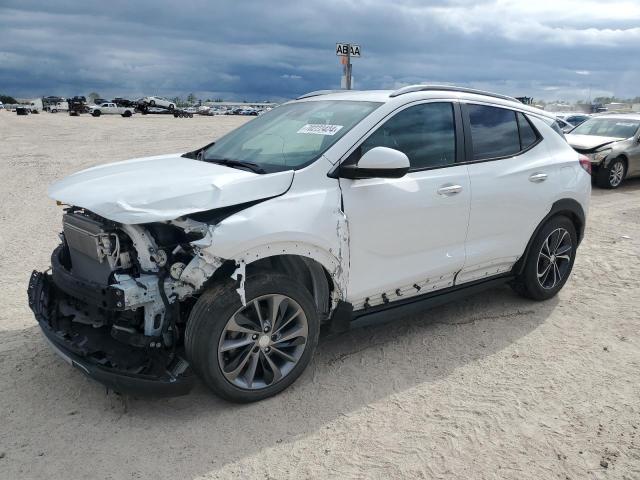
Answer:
[[514, 198, 585, 276], [246, 254, 334, 320], [604, 153, 628, 169], [203, 240, 346, 319]]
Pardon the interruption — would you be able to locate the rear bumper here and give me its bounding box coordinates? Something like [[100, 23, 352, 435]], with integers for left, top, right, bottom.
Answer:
[[28, 269, 195, 397]]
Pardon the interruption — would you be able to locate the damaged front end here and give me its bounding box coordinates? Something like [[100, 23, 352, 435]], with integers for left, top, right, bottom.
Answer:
[[28, 207, 226, 396]]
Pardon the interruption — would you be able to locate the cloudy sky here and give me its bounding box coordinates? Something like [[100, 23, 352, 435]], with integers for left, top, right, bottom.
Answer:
[[1, 0, 639, 102]]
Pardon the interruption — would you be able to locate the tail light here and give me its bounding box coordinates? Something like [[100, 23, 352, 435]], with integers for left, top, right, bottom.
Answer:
[[579, 155, 591, 175]]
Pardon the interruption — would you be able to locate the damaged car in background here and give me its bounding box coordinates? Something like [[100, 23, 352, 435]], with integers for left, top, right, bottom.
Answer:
[[565, 114, 640, 188], [29, 85, 590, 402]]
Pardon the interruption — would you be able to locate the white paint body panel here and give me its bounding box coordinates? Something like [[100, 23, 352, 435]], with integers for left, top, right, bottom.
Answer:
[[341, 165, 470, 305], [459, 116, 590, 283], [48, 153, 294, 224]]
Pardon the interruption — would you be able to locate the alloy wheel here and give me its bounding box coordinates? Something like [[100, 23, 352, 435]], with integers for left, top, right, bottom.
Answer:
[[217, 294, 309, 390], [609, 161, 624, 187], [537, 228, 573, 289]]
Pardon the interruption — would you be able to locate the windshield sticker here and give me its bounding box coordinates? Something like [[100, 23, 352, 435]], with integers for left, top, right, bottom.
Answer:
[[616, 122, 637, 127], [297, 124, 344, 135]]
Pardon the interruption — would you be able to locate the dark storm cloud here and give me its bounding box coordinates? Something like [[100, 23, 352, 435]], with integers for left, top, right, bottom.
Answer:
[[1, 0, 638, 101]]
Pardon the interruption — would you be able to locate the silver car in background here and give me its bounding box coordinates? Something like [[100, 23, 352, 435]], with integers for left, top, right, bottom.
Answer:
[[565, 114, 640, 188]]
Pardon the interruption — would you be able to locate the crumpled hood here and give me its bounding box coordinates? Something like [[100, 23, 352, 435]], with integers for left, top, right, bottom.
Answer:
[[49, 153, 294, 224], [565, 134, 621, 151]]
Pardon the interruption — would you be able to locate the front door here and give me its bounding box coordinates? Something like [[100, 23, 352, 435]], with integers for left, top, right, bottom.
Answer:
[[339, 101, 470, 310]]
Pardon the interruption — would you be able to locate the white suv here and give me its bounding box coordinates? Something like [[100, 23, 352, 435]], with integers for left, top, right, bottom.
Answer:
[[28, 86, 591, 402], [141, 96, 176, 110]]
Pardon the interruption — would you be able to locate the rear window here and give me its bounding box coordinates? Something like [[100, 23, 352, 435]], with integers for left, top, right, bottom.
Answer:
[[517, 113, 538, 149], [468, 105, 521, 160]]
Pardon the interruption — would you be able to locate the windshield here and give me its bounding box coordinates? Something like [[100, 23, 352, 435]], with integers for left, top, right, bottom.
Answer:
[[203, 100, 381, 172], [571, 117, 640, 138]]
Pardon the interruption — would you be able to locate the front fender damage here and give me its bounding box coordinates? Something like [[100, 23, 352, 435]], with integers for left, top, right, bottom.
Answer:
[[112, 205, 349, 339], [177, 208, 347, 308]]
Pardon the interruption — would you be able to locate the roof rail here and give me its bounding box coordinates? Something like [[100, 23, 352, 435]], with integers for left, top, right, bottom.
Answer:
[[389, 84, 518, 102], [296, 89, 351, 100]]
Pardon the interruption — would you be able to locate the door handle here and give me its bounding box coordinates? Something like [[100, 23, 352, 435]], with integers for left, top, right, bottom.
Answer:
[[529, 173, 548, 183], [437, 184, 463, 196]]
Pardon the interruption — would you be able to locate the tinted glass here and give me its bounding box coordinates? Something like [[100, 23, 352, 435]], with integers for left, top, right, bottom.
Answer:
[[566, 115, 588, 125], [468, 105, 520, 160], [360, 102, 456, 169], [517, 112, 538, 149], [204, 100, 381, 172]]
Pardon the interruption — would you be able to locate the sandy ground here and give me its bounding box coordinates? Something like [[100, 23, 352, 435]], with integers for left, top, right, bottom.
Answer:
[[0, 111, 639, 480]]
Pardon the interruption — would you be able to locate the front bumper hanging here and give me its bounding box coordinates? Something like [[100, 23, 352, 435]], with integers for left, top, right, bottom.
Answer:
[[27, 268, 195, 397]]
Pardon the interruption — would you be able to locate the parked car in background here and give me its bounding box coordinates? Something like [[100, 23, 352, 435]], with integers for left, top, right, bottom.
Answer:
[[29, 85, 590, 402], [0, 101, 4, 110], [112, 98, 137, 108], [49, 101, 69, 113], [555, 117, 575, 134], [561, 113, 591, 127], [566, 114, 640, 188], [142, 96, 176, 109], [89, 102, 135, 117], [67, 96, 88, 116]]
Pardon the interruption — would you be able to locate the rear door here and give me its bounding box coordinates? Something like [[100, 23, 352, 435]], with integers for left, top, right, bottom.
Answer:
[[340, 101, 471, 309], [458, 103, 557, 284]]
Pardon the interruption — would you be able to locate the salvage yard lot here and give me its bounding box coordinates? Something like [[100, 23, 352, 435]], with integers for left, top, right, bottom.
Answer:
[[1, 112, 639, 479]]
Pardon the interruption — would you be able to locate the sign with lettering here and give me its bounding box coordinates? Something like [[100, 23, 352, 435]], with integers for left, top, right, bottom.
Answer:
[[336, 43, 361, 57]]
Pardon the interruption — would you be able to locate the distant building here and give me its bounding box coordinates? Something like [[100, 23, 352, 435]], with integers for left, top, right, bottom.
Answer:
[[544, 103, 574, 113]]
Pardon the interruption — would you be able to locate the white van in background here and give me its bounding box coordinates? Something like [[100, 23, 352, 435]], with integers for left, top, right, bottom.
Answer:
[[49, 101, 69, 113]]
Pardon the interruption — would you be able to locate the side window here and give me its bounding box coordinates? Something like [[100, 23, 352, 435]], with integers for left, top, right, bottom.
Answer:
[[517, 112, 538, 149], [358, 102, 456, 170], [468, 104, 520, 160]]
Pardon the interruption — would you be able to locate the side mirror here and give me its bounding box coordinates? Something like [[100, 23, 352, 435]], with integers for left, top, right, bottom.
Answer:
[[339, 146, 410, 179]]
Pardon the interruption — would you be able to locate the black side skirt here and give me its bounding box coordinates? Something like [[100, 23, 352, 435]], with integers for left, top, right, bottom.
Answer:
[[335, 275, 515, 330]]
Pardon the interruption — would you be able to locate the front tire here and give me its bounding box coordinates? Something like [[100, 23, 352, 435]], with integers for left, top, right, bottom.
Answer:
[[511, 216, 577, 301], [185, 273, 320, 403], [596, 157, 626, 189], [92, 110, 101, 117]]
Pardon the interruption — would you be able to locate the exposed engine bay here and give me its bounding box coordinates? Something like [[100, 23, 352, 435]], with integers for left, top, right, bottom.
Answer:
[[28, 207, 235, 395]]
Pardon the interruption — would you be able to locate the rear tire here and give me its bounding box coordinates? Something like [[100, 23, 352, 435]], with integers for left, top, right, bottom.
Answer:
[[511, 216, 577, 301], [185, 273, 320, 403], [595, 157, 626, 189]]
